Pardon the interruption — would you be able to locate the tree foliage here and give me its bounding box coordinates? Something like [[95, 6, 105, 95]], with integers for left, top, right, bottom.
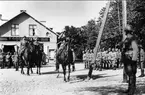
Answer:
[[57, 0, 145, 59]]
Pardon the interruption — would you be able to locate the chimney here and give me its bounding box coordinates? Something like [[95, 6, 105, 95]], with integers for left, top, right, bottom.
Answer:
[[20, 10, 26, 13], [40, 21, 46, 26], [0, 14, 2, 20], [0, 14, 8, 21], [50, 28, 53, 30]]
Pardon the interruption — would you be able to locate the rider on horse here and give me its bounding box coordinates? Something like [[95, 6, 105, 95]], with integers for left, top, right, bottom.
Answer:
[[19, 36, 28, 61], [33, 37, 39, 46]]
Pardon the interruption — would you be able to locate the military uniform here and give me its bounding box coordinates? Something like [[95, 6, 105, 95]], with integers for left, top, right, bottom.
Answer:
[[111, 50, 117, 69], [108, 51, 112, 68], [83, 52, 87, 68], [85, 50, 89, 69], [122, 25, 138, 95], [19, 37, 28, 56], [138, 47, 145, 77], [57, 41, 66, 56], [97, 51, 102, 70], [101, 51, 106, 69]]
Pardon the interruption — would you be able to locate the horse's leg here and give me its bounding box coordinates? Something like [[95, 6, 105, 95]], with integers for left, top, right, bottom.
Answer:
[[38, 66, 41, 75], [20, 61, 22, 74], [56, 62, 60, 78], [15, 62, 19, 71], [27, 61, 30, 75], [57, 68, 60, 78], [36, 62, 38, 74], [56, 60, 59, 71], [72, 62, 75, 72], [20, 56, 24, 74], [21, 61, 25, 74], [39, 61, 41, 75], [30, 65, 33, 74], [68, 64, 71, 81], [31, 68, 33, 74], [62, 65, 67, 82]]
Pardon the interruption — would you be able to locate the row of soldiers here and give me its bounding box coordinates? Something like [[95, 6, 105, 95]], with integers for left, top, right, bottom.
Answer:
[[83, 46, 145, 71], [83, 48, 122, 70]]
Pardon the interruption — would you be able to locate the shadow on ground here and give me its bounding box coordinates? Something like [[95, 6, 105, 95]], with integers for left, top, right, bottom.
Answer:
[[76, 85, 144, 95], [74, 80, 145, 95], [68, 74, 118, 84], [137, 81, 145, 94], [75, 74, 118, 80], [41, 71, 63, 75]]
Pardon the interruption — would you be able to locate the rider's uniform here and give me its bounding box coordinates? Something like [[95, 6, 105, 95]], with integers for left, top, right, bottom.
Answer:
[[33, 40, 40, 49], [19, 38, 27, 55]]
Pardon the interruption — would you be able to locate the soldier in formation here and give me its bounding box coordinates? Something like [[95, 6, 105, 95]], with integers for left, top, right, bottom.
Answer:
[[83, 49, 94, 69], [83, 47, 122, 70]]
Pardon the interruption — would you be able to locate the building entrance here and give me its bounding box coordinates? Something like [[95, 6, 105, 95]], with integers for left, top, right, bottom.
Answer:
[[3, 45, 15, 54]]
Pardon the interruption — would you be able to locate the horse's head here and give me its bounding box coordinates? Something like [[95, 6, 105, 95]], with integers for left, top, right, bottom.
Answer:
[[25, 40, 34, 53]]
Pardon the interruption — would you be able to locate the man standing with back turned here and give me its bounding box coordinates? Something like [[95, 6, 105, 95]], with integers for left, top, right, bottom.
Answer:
[[122, 24, 138, 95]]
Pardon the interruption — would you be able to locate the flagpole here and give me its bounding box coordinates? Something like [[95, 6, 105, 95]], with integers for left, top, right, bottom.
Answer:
[[91, 1, 111, 64], [87, 0, 111, 79]]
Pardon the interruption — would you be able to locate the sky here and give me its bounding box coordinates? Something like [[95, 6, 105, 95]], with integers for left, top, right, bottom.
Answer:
[[0, 1, 107, 32]]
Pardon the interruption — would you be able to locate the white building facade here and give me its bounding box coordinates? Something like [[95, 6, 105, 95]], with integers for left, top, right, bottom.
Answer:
[[0, 11, 57, 61]]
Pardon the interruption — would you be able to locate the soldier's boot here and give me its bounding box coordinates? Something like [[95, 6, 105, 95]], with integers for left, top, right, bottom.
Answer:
[[128, 75, 136, 95], [139, 69, 144, 77], [122, 71, 128, 83], [55, 62, 59, 71]]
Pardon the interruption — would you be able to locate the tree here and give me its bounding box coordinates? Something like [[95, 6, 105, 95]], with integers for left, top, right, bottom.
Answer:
[[95, 1, 123, 50], [127, 0, 145, 50]]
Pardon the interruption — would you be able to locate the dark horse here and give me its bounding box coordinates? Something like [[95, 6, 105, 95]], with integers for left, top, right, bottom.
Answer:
[[31, 42, 43, 75], [56, 40, 74, 82], [20, 40, 33, 75]]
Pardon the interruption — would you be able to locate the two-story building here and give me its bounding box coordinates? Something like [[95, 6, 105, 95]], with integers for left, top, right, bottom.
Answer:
[[0, 11, 57, 61]]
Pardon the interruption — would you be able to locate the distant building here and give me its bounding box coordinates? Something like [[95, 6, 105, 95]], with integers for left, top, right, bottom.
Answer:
[[0, 11, 57, 61]]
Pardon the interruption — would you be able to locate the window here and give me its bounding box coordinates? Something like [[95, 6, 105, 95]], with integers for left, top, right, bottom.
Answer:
[[11, 24, 19, 36], [29, 24, 37, 36], [46, 32, 52, 38], [46, 32, 49, 36]]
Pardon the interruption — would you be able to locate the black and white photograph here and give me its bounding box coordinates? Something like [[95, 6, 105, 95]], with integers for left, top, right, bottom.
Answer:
[[0, 0, 145, 95]]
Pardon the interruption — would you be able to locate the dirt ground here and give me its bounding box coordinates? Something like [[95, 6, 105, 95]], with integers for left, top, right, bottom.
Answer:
[[0, 63, 145, 95]]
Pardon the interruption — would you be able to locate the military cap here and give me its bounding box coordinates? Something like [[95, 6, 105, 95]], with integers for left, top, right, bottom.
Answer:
[[124, 24, 133, 34]]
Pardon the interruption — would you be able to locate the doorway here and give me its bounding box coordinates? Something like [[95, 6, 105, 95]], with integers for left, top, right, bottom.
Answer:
[[3, 45, 15, 54]]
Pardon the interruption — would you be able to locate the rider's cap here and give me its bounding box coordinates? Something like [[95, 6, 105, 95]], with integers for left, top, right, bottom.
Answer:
[[23, 36, 26, 38], [34, 37, 38, 41], [124, 24, 133, 34]]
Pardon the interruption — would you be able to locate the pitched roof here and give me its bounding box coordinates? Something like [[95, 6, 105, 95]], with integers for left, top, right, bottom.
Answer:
[[0, 11, 57, 36]]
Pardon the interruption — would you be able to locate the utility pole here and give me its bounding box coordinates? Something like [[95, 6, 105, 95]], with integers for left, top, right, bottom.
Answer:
[[87, 0, 111, 79], [117, 0, 121, 33], [122, 0, 127, 40], [122, 0, 128, 83], [91, 1, 111, 64]]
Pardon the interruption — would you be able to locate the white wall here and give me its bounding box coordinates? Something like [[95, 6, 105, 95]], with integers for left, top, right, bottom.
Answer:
[[0, 13, 57, 61]]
